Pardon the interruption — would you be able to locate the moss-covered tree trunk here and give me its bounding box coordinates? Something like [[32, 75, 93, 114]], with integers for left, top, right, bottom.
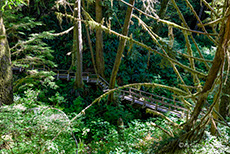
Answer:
[[73, 0, 83, 89], [185, 10, 230, 131], [95, 0, 105, 77], [108, 0, 135, 102], [0, 11, 13, 106]]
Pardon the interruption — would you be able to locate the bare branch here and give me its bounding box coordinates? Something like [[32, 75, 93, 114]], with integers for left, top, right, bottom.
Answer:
[[49, 26, 74, 36]]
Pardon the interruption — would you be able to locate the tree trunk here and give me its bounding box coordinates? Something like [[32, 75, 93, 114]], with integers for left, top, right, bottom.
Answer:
[[154, 0, 169, 34], [73, 0, 83, 89], [0, 11, 13, 106], [194, 5, 204, 31], [95, 0, 105, 77], [108, 0, 135, 102], [82, 0, 97, 74]]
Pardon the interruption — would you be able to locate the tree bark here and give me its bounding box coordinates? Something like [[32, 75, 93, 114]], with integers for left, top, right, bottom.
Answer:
[[0, 11, 13, 106], [108, 0, 135, 102], [95, 0, 105, 77], [73, 0, 83, 89]]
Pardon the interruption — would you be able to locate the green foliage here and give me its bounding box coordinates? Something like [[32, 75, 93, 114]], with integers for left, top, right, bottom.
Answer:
[[48, 92, 67, 107], [14, 71, 56, 92], [15, 88, 40, 107], [13, 70, 73, 109], [4, 0, 230, 153], [63, 96, 84, 113], [103, 103, 138, 124], [75, 117, 159, 153], [0, 0, 27, 11], [0, 103, 76, 153], [3, 9, 56, 68], [182, 126, 230, 154]]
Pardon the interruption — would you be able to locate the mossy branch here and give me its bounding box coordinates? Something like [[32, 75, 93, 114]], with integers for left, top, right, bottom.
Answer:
[[151, 122, 175, 137], [183, 0, 216, 44], [147, 109, 181, 128], [92, 15, 208, 79], [132, 14, 191, 93], [198, 18, 223, 27], [120, 0, 217, 36], [56, 11, 207, 78], [171, 0, 212, 70], [201, 0, 220, 18], [48, 26, 74, 36]]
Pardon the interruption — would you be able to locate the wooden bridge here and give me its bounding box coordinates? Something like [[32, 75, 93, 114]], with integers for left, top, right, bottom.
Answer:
[[120, 88, 189, 117], [12, 65, 109, 90], [12, 65, 190, 118]]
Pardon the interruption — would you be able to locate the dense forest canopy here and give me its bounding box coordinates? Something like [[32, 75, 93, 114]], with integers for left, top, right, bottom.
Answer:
[[0, 0, 230, 153]]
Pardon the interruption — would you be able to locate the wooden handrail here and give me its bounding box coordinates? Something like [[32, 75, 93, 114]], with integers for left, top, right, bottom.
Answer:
[[127, 87, 184, 106], [120, 89, 188, 112]]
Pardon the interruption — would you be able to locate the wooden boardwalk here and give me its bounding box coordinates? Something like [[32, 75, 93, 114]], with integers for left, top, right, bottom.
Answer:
[[120, 88, 189, 117], [13, 65, 189, 118], [12, 65, 109, 90]]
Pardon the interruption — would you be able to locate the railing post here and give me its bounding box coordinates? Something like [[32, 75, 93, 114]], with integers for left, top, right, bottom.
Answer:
[[182, 110, 185, 119], [121, 91, 125, 100], [67, 71, 70, 81], [156, 102, 158, 110], [132, 95, 135, 105], [139, 90, 141, 99], [96, 74, 99, 85], [142, 101, 146, 109], [87, 73, 89, 82]]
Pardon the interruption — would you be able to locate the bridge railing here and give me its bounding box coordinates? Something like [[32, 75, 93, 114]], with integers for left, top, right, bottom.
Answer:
[[120, 87, 189, 117], [13, 65, 109, 89], [128, 87, 185, 106], [84, 74, 109, 88], [13, 65, 190, 117]]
